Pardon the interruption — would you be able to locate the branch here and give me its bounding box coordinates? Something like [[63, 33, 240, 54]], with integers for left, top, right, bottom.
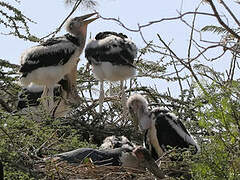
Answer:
[[207, 0, 240, 40], [99, 11, 215, 32], [219, 0, 240, 27]]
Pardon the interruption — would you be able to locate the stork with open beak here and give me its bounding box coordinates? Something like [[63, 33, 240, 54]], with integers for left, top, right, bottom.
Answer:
[[19, 13, 98, 113]]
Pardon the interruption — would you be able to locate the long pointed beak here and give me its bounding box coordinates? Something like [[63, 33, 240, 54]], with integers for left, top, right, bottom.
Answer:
[[84, 17, 98, 24], [77, 12, 99, 25]]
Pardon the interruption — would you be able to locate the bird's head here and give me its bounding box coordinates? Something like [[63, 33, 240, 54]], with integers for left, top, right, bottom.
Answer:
[[65, 12, 99, 36], [127, 94, 152, 131]]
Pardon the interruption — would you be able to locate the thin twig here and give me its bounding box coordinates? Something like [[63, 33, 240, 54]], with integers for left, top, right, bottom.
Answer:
[[98, 11, 215, 32], [40, 0, 83, 40], [219, 0, 240, 27], [206, 0, 240, 40]]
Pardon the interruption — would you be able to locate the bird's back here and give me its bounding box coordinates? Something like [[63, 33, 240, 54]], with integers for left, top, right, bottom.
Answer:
[[85, 31, 137, 66], [145, 108, 199, 157], [19, 35, 78, 76], [95, 31, 128, 40]]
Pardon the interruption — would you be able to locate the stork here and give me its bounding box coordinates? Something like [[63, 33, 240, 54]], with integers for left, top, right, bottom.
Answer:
[[19, 13, 98, 112], [127, 94, 200, 160], [17, 79, 71, 118], [85, 31, 137, 113], [49, 146, 165, 178]]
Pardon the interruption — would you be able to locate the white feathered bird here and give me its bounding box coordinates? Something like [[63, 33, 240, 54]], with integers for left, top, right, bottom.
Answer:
[[19, 13, 98, 112], [85, 31, 137, 113], [127, 94, 200, 160]]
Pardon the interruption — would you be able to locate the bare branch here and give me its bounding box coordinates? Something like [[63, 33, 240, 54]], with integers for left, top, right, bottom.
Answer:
[[206, 0, 240, 40], [219, 0, 240, 27], [99, 11, 215, 32]]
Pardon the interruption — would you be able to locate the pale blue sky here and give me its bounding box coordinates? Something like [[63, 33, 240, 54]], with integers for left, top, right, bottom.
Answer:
[[1, 0, 239, 95], [2, 0, 213, 63]]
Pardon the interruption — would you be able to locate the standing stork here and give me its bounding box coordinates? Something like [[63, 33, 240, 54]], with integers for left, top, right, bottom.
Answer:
[[19, 13, 98, 112], [127, 94, 200, 160], [85, 31, 137, 113]]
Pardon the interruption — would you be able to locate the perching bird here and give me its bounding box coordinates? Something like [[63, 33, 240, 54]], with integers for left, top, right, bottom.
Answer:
[[127, 94, 200, 160], [19, 13, 98, 112], [49, 146, 165, 178], [17, 79, 71, 118], [85, 31, 137, 113]]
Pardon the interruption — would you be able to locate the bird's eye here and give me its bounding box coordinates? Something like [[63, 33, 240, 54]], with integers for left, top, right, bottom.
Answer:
[[69, 23, 74, 29]]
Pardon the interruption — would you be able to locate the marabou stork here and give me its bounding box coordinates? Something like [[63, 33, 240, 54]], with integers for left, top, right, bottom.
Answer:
[[85, 31, 137, 113], [50, 146, 165, 178], [19, 13, 98, 112], [127, 94, 200, 160], [17, 79, 71, 118]]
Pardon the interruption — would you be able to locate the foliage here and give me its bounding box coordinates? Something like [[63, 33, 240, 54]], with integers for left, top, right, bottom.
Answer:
[[0, 1, 39, 42], [201, 25, 227, 35]]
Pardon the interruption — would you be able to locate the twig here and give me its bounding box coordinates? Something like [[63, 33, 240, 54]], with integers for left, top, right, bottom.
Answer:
[[35, 130, 59, 156], [206, 0, 240, 40], [219, 0, 240, 27], [98, 11, 215, 32], [0, 98, 12, 112]]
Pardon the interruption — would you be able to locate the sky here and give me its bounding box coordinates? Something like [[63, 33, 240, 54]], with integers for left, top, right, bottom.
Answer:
[[1, 0, 239, 96]]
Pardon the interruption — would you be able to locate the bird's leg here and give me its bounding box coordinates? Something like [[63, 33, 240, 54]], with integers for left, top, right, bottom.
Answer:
[[120, 80, 128, 121], [41, 86, 49, 111], [109, 82, 113, 97], [99, 80, 104, 113], [64, 59, 81, 105], [47, 85, 55, 113]]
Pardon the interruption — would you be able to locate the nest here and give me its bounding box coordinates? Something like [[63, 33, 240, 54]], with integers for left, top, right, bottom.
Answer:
[[38, 161, 158, 180]]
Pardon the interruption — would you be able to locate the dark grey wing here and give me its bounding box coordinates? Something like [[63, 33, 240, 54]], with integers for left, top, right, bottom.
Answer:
[[85, 35, 137, 66], [19, 36, 77, 76], [155, 113, 193, 150], [17, 88, 42, 109], [17, 85, 63, 109], [55, 148, 130, 166]]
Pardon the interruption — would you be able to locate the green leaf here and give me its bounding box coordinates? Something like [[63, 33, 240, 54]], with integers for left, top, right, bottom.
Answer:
[[201, 25, 227, 35]]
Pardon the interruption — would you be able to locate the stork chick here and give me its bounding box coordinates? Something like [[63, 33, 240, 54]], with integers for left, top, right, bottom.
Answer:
[[127, 94, 200, 160], [100, 135, 136, 150], [19, 13, 98, 113], [49, 146, 165, 179], [85, 31, 137, 113]]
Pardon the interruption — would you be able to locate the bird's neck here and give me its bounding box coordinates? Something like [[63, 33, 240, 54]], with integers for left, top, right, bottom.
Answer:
[[78, 35, 86, 48], [66, 33, 87, 48]]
